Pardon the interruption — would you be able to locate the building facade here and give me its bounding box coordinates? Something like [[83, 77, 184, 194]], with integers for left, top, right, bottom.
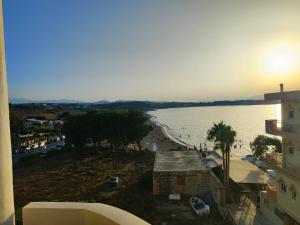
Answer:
[[153, 151, 210, 196], [260, 86, 300, 225]]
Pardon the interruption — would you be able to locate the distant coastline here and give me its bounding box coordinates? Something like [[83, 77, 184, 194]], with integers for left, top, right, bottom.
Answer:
[[10, 99, 279, 111]]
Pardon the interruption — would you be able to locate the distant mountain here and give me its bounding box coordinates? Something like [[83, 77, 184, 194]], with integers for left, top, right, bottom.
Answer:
[[91, 100, 111, 104], [90, 99, 277, 111], [9, 98, 87, 104], [10, 98, 278, 111]]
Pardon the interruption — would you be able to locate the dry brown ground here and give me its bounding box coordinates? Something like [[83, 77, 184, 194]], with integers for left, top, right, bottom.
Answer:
[[14, 149, 230, 225]]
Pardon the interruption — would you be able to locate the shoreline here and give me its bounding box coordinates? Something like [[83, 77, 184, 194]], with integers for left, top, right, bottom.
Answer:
[[148, 119, 251, 157], [159, 125, 192, 148]]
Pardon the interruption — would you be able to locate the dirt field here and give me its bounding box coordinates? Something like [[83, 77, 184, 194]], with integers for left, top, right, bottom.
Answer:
[[14, 149, 230, 225]]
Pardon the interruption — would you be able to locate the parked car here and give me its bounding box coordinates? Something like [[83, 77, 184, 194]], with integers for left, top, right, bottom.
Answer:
[[241, 154, 255, 163], [56, 144, 64, 150], [51, 136, 60, 142], [108, 177, 119, 188], [32, 144, 39, 150], [49, 146, 57, 151], [25, 146, 31, 152], [189, 197, 210, 216], [266, 169, 277, 178]]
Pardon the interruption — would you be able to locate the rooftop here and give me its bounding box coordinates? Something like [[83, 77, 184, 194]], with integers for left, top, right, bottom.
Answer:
[[264, 90, 300, 101], [153, 150, 207, 172], [229, 159, 275, 184]]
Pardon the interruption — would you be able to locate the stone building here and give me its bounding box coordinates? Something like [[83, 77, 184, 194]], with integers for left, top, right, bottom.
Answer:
[[153, 151, 210, 196]]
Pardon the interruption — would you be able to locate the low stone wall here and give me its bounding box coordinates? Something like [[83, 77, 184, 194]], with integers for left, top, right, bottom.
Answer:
[[209, 170, 225, 206], [153, 170, 210, 196]]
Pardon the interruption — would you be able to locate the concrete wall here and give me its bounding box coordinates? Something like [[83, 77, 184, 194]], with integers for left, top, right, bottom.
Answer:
[[0, 1, 15, 224], [281, 100, 300, 170], [282, 100, 300, 127], [153, 170, 210, 196], [282, 138, 300, 172], [259, 191, 283, 225], [23, 202, 150, 225], [276, 171, 300, 224], [209, 170, 225, 206]]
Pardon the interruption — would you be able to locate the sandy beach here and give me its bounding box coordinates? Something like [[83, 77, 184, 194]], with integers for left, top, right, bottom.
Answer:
[[142, 123, 188, 152]]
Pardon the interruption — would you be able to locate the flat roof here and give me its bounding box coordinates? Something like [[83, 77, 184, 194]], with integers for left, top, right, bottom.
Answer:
[[153, 151, 207, 172], [230, 159, 275, 184], [19, 134, 34, 138], [264, 90, 300, 101], [204, 151, 275, 184]]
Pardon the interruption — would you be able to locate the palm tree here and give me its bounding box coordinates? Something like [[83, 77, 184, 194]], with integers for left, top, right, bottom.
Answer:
[[207, 121, 236, 202]]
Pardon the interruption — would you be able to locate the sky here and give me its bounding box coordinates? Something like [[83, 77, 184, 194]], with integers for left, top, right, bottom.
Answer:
[[3, 0, 300, 102]]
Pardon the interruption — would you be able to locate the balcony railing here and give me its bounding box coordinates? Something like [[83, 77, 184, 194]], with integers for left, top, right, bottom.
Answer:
[[22, 202, 150, 225], [265, 120, 299, 138]]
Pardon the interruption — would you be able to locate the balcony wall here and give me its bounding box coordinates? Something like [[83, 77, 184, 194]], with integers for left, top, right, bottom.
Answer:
[[264, 91, 300, 101], [265, 120, 282, 136], [266, 185, 277, 203], [265, 120, 299, 139], [22, 202, 150, 225], [276, 170, 300, 224]]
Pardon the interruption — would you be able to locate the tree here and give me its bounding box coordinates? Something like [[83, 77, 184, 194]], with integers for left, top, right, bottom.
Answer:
[[10, 112, 25, 147], [63, 114, 88, 148], [207, 121, 236, 202], [126, 110, 152, 150], [63, 110, 152, 152], [250, 135, 282, 159]]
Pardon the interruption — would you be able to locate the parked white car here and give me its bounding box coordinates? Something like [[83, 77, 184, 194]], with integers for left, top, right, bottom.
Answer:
[[189, 197, 210, 216], [32, 144, 39, 150], [39, 142, 46, 147]]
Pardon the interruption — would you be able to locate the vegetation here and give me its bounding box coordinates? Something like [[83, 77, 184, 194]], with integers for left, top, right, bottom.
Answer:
[[207, 121, 236, 202], [250, 135, 282, 159], [63, 110, 152, 151], [10, 112, 25, 148]]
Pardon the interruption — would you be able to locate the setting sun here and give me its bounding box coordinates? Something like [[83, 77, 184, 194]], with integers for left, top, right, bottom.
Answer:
[[260, 41, 300, 77], [264, 50, 298, 74]]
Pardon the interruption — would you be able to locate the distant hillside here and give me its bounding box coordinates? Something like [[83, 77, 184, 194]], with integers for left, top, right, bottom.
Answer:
[[9, 98, 87, 104], [9, 99, 279, 115], [89, 99, 278, 111]]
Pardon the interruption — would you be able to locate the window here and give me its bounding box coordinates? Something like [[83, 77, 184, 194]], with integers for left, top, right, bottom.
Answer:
[[288, 146, 294, 155], [279, 182, 287, 193], [288, 110, 294, 119], [290, 185, 297, 200], [177, 176, 185, 185], [292, 190, 297, 200]]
